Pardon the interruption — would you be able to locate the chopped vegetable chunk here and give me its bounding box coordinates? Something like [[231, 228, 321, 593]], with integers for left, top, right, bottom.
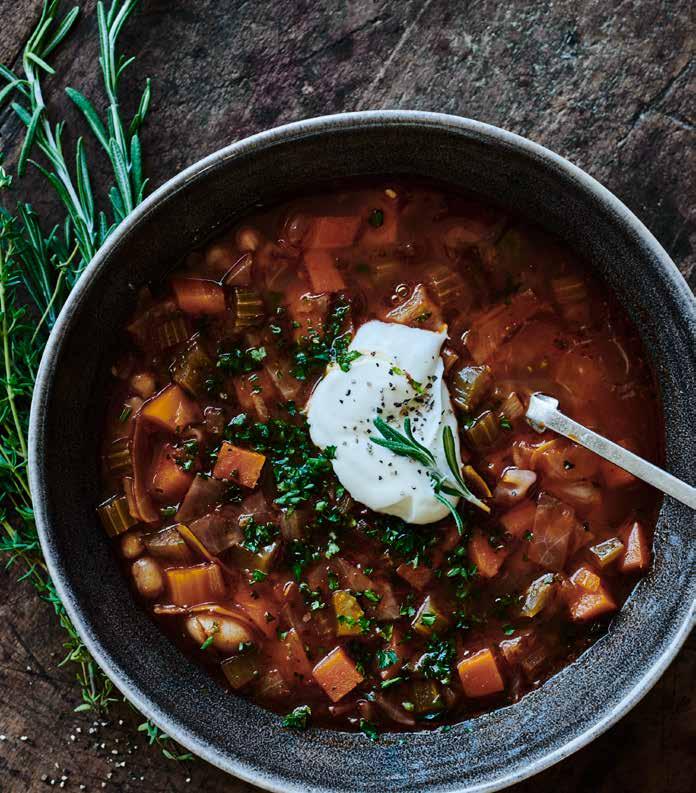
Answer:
[[618, 520, 651, 573], [313, 646, 364, 702], [457, 649, 505, 697], [213, 442, 266, 488], [303, 249, 346, 293], [140, 384, 201, 433], [172, 277, 226, 315]]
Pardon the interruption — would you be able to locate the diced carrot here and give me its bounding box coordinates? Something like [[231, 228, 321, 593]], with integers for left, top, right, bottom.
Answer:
[[231, 369, 276, 422], [468, 530, 508, 579], [499, 499, 537, 539], [568, 586, 616, 622], [457, 648, 505, 697], [165, 562, 226, 606], [396, 562, 432, 590], [304, 216, 361, 249], [279, 627, 314, 682], [284, 280, 329, 341], [141, 384, 202, 433], [303, 249, 346, 293], [570, 565, 601, 593], [149, 443, 194, 502], [172, 277, 226, 315], [618, 520, 651, 574], [213, 441, 265, 488], [313, 646, 364, 702]]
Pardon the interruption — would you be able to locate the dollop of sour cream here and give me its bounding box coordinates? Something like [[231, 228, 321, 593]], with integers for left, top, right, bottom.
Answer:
[[307, 320, 462, 524]]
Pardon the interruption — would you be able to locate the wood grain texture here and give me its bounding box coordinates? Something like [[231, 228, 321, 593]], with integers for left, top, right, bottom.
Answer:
[[0, 1, 694, 791]]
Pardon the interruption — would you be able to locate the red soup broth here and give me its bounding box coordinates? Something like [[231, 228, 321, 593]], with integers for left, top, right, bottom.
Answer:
[[98, 180, 662, 733]]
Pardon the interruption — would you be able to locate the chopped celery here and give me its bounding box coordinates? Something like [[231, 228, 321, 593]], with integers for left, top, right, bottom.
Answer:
[[426, 263, 469, 311], [105, 438, 131, 476], [409, 679, 443, 714], [98, 493, 137, 537], [233, 287, 265, 330], [171, 337, 213, 397], [589, 537, 625, 568], [230, 541, 280, 574], [371, 259, 400, 285], [464, 410, 500, 449], [332, 590, 365, 637], [144, 525, 192, 563], [451, 365, 492, 413], [221, 648, 260, 689], [155, 315, 190, 350], [499, 391, 524, 421], [520, 573, 556, 618]]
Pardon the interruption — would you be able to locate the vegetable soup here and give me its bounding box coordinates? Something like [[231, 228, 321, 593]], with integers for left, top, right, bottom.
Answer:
[[99, 181, 662, 734]]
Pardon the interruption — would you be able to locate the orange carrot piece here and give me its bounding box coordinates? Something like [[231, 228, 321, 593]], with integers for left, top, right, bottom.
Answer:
[[457, 648, 505, 697], [499, 499, 537, 538], [213, 441, 265, 488], [618, 520, 651, 573], [280, 627, 314, 681], [172, 277, 226, 315], [468, 530, 508, 579], [568, 586, 616, 622], [303, 249, 346, 293], [141, 384, 201, 433], [313, 646, 364, 702], [304, 216, 361, 249], [570, 565, 601, 593], [165, 562, 226, 607], [149, 443, 194, 502]]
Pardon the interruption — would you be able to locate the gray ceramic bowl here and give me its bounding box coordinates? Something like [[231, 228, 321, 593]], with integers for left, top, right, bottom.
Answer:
[[29, 112, 696, 793]]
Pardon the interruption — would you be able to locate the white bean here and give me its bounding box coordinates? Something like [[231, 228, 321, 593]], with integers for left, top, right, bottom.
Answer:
[[131, 557, 164, 599]]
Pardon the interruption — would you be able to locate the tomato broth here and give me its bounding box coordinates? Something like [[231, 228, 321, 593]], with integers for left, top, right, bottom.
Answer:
[[98, 180, 662, 734]]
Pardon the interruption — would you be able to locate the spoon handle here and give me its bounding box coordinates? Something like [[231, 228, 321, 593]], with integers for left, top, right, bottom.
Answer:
[[526, 393, 696, 510]]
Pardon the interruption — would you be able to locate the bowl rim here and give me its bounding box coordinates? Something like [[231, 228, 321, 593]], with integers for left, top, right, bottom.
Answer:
[[28, 110, 696, 793]]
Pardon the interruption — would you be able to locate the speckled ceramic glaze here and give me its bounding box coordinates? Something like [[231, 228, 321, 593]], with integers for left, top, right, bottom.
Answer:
[[29, 112, 696, 793]]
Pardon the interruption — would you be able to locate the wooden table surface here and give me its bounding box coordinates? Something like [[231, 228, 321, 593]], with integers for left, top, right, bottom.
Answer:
[[1, 1, 694, 791]]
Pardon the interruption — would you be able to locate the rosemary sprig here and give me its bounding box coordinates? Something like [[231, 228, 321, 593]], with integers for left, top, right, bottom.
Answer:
[[371, 417, 490, 531]]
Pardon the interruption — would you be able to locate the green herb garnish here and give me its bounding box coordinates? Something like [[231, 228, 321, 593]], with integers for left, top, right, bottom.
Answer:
[[282, 705, 312, 730], [368, 208, 384, 228], [371, 417, 490, 531]]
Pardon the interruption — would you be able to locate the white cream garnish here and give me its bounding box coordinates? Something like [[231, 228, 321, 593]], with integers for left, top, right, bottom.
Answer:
[[307, 320, 462, 524]]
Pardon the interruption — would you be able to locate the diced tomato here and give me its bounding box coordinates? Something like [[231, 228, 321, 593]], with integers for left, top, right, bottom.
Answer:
[[618, 520, 651, 573], [468, 530, 508, 579], [140, 384, 202, 433], [457, 648, 505, 697], [231, 369, 276, 422], [303, 249, 346, 293], [466, 289, 542, 363], [361, 201, 399, 248], [284, 279, 329, 341], [213, 441, 265, 488], [304, 216, 361, 249], [149, 442, 194, 502], [527, 492, 578, 571], [313, 646, 364, 702], [396, 562, 432, 590], [499, 499, 537, 539], [172, 277, 226, 315]]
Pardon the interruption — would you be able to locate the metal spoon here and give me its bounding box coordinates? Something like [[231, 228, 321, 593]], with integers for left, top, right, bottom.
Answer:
[[525, 393, 696, 510]]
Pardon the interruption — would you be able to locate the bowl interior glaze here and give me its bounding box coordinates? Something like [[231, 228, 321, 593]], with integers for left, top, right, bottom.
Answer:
[[29, 112, 696, 793]]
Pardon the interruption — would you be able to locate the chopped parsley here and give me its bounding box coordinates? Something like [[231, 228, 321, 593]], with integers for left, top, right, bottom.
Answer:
[[420, 613, 437, 627], [327, 572, 340, 592], [499, 416, 513, 430], [199, 622, 219, 650], [282, 705, 312, 730], [217, 345, 267, 375], [118, 405, 132, 423], [359, 718, 379, 741], [418, 637, 455, 685], [241, 517, 279, 554], [376, 649, 398, 669], [362, 589, 381, 604], [299, 581, 326, 611], [250, 569, 267, 583], [368, 208, 384, 228], [291, 298, 360, 381]]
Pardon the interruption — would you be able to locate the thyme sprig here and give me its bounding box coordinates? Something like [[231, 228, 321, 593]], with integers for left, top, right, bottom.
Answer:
[[371, 417, 490, 531]]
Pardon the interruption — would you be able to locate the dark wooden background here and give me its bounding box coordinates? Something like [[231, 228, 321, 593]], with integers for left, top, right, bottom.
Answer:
[[1, 1, 694, 791]]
